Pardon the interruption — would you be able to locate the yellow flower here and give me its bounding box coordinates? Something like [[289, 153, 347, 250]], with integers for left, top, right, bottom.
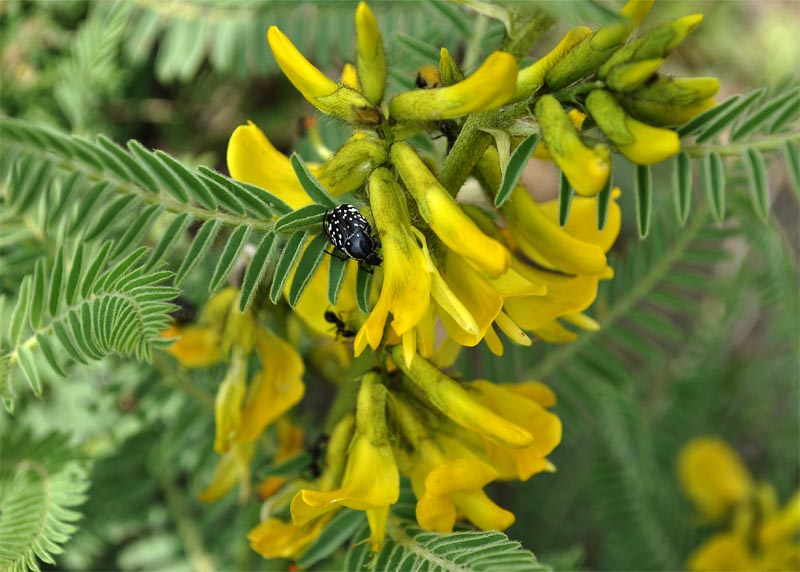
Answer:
[[586, 89, 679, 165], [227, 121, 312, 210], [355, 2, 386, 105], [248, 513, 335, 560], [163, 324, 222, 368], [688, 532, 757, 572], [392, 347, 534, 450], [256, 417, 305, 499], [213, 346, 249, 453], [391, 142, 511, 278], [235, 331, 305, 443], [293, 374, 398, 551], [617, 94, 716, 126], [389, 51, 518, 121], [267, 26, 379, 124], [465, 381, 561, 481], [677, 437, 754, 522], [291, 255, 360, 338], [198, 442, 254, 503], [534, 95, 610, 196], [341, 62, 359, 91], [355, 168, 431, 355]]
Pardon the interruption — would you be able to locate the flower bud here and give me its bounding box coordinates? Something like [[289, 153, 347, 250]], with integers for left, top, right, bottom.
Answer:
[[534, 95, 610, 196], [605, 58, 664, 92], [389, 51, 517, 121], [341, 63, 359, 91], [316, 132, 387, 196], [631, 76, 720, 105], [514, 26, 592, 101], [598, 14, 704, 79], [616, 94, 716, 126], [586, 89, 679, 165], [268, 26, 380, 125], [355, 2, 386, 105], [438, 47, 463, 86]]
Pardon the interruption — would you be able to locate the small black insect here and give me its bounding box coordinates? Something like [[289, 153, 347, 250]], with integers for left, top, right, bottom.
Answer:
[[323, 204, 382, 267], [307, 434, 330, 479], [324, 310, 356, 340]]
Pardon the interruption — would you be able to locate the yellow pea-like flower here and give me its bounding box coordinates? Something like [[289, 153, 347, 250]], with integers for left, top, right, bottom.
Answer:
[[355, 2, 386, 105]]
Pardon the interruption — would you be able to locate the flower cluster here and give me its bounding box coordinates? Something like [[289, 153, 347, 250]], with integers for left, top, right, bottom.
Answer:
[[162, 0, 722, 563], [678, 437, 800, 571]]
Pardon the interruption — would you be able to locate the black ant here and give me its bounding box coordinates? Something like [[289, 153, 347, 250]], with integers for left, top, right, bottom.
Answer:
[[324, 310, 356, 340]]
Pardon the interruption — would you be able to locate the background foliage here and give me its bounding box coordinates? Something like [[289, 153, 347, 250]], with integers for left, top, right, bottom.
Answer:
[[1, 1, 798, 571]]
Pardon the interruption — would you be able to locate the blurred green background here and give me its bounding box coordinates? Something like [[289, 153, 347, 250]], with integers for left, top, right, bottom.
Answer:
[[1, 1, 798, 570]]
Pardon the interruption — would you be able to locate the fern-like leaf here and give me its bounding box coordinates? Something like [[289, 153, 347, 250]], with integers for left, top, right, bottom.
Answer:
[[0, 429, 90, 572]]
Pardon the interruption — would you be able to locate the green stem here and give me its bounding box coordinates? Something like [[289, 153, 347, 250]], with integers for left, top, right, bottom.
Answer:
[[159, 472, 216, 572], [682, 132, 800, 157]]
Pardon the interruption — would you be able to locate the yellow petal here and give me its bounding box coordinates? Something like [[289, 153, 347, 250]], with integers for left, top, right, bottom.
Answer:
[[533, 320, 578, 343], [164, 325, 222, 368], [198, 442, 254, 503], [453, 490, 515, 531], [425, 458, 499, 496], [227, 121, 311, 209], [619, 119, 680, 165], [355, 2, 386, 105], [248, 513, 334, 560], [341, 63, 360, 91], [687, 532, 756, 572], [494, 311, 532, 346], [267, 26, 379, 124], [417, 493, 457, 533], [534, 95, 610, 196], [390, 51, 518, 121], [677, 437, 754, 522], [504, 272, 602, 332], [366, 506, 389, 552], [760, 491, 800, 546], [537, 189, 622, 253], [214, 349, 248, 453], [391, 142, 510, 277], [235, 332, 305, 442], [504, 185, 607, 275]]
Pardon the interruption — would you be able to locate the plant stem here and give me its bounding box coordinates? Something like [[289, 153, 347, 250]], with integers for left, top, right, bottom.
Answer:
[[682, 132, 800, 157], [159, 471, 216, 572]]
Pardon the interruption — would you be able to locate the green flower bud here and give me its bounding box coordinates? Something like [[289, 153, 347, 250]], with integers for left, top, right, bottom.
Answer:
[[605, 58, 664, 92], [631, 76, 720, 105], [616, 93, 716, 126], [586, 89, 679, 165], [317, 132, 387, 195], [438, 47, 464, 87], [598, 14, 704, 79], [355, 2, 387, 105]]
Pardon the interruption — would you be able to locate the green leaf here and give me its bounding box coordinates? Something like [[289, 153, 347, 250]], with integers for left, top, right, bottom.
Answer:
[[209, 225, 252, 294], [110, 203, 164, 260], [290, 153, 335, 207], [298, 509, 366, 569], [673, 152, 692, 225], [144, 212, 192, 271], [257, 451, 312, 479], [16, 345, 41, 397], [703, 151, 726, 223], [596, 173, 613, 231], [175, 219, 222, 286], [30, 258, 46, 330], [47, 172, 83, 230], [346, 520, 548, 572], [195, 167, 246, 214], [0, 430, 89, 572], [275, 203, 329, 232], [48, 247, 65, 318], [782, 140, 800, 198], [52, 320, 88, 364], [97, 135, 159, 192], [395, 32, 440, 61], [67, 181, 110, 236], [676, 94, 743, 138], [96, 247, 150, 293], [356, 269, 372, 314], [127, 140, 190, 202], [9, 276, 32, 347], [743, 149, 769, 221], [328, 255, 348, 306], [558, 171, 574, 226], [635, 164, 652, 238], [288, 233, 328, 307], [731, 87, 800, 139], [84, 194, 138, 242], [240, 232, 278, 312], [65, 244, 85, 307], [270, 232, 308, 304], [154, 150, 217, 210], [81, 241, 114, 299], [495, 133, 539, 207], [695, 89, 766, 143], [36, 334, 66, 377]]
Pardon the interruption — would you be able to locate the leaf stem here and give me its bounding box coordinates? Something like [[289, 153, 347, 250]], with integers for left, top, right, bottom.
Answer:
[[158, 471, 216, 572], [681, 132, 800, 157]]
